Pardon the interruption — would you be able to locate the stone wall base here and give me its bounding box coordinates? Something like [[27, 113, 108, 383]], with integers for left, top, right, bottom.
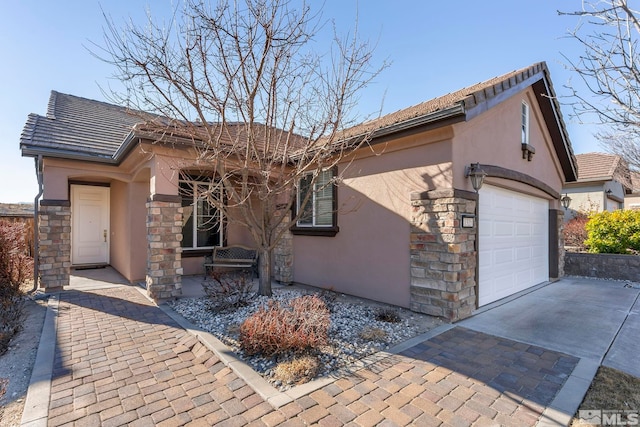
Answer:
[[409, 190, 478, 322], [146, 198, 183, 301], [38, 201, 71, 291]]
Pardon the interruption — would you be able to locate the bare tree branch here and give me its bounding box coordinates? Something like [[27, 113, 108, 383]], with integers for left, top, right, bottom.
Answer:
[[93, 0, 388, 295], [560, 1, 640, 169]]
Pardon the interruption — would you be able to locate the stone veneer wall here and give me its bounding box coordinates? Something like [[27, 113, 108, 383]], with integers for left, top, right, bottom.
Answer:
[[38, 201, 71, 290], [565, 252, 640, 281], [273, 210, 293, 284], [553, 209, 565, 279], [409, 190, 478, 322], [146, 196, 183, 301]]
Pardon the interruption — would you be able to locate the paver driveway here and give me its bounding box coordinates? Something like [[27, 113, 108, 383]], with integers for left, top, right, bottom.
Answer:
[[25, 285, 581, 426]]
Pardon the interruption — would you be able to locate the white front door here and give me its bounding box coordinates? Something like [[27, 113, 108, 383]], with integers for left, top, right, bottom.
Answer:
[[71, 185, 110, 265], [478, 185, 549, 306]]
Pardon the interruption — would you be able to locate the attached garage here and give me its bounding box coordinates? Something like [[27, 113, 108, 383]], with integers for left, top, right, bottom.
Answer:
[[478, 185, 549, 306]]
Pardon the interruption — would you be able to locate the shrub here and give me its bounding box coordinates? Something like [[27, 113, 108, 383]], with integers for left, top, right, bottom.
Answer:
[[202, 271, 254, 312], [375, 308, 401, 323], [239, 295, 329, 356], [563, 214, 589, 251], [585, 210, 640, 254], [358, 326, 388, 342], [0, 221, 32, 355], [273, 355, 320, 385]]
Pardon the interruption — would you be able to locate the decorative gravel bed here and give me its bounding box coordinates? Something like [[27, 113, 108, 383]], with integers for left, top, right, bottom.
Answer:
[[169, 287, 442, 390]]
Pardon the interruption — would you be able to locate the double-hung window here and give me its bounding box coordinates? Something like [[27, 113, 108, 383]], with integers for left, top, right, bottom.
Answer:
[[180, 179, 223, 249], [293, 168, 338, 236]]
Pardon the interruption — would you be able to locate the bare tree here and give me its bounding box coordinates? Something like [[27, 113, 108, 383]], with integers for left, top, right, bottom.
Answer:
[[97, 0, 385, 296], [560, 0, 640, 169]]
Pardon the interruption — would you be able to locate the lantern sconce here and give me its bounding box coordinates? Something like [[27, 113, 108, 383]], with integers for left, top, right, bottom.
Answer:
[[561, 194, 572, 210], [465, 163, 487, 192]]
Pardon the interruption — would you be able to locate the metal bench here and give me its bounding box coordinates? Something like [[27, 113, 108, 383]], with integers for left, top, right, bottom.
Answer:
[[203, 245, 258, 278]]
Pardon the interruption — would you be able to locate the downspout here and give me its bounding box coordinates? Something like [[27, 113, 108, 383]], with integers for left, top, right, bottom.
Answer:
[[29, 155, 43, 293]]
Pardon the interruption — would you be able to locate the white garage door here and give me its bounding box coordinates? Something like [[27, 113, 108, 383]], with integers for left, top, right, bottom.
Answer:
[[478, 185, 549, 306]]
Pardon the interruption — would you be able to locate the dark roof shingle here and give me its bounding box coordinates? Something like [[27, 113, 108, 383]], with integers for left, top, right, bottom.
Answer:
[[20, 91, 146, 159]]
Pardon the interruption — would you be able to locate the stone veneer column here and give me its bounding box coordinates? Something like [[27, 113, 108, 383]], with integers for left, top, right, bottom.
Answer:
[[409, 189, 478, 322], [146, 195, 183, 301], [273, 209, 293, 284], [38, 200, 71, 291], [555, 209, 566, 278]]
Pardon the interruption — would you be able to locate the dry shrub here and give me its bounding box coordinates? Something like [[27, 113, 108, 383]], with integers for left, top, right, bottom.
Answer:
[[0, 221, 32, 355], [239, 295, 329, 356], [202, 271, 254, 312], [273, 355, 320, 385], [0, 377, 7, 400], [564, 214, 589, 251], [359, 326, 388, 342], [375, 308, 401, 323]]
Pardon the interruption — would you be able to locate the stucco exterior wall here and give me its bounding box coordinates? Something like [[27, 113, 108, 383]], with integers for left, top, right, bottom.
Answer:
[[292, 86, 569, 311], [292, 132, 453, 308], [110, 180, 148, 282], [452, 88, 565, 204], [626, 194, 640, 210]]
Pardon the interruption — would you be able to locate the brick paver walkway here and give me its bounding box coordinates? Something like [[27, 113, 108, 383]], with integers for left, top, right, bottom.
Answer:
[[46, 286, 578, 426]]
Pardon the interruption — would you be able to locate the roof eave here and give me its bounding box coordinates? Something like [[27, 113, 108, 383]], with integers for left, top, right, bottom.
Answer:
[[347, 103, 466, 146], [21, 145, 118, 164], [534, 75, 578, 183]]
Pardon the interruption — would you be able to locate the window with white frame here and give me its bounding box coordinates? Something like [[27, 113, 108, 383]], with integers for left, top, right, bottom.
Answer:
[[179, 179, 223, 249], [296, 169, 335, 228], [521, 101, 530, 145]]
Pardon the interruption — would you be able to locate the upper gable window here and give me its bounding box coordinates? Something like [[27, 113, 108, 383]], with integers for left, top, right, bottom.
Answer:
[[521, 101, 530, 145]]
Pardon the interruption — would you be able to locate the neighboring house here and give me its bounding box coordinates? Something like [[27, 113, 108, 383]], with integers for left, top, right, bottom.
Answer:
[[624, 171, 640, 210], [562, 153, 631, 220], [20, 61, 577, 321]]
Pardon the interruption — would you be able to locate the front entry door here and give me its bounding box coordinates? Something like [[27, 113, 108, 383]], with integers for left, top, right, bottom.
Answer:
[[71, 185, 110, 265]]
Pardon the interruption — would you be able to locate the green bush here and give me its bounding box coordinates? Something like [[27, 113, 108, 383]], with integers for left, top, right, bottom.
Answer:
[[584, 210, 640, 254]]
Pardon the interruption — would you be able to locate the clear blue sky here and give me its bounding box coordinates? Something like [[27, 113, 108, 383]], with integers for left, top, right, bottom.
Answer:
[[0, 1, 603, 202]]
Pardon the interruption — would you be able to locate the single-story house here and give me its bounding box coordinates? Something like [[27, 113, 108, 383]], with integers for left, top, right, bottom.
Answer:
[[20, 61, 577, 321], [562, 152, 631, 220]]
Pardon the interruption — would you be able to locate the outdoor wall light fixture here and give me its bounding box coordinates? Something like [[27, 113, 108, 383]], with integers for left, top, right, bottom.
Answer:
[[465, 163, 487, 192], [606, 189, 613, 195], [561, 194, 572, 210]]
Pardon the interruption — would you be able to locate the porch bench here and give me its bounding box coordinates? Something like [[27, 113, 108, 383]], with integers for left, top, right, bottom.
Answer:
[[203, 245, 258, 278]]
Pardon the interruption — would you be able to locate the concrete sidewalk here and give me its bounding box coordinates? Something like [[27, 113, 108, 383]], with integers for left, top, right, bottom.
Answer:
[[21, 273, 632, 426]]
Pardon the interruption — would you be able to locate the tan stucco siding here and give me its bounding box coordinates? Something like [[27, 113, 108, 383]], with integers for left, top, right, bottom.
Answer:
[[293, 136, 453, 308], [452, 88, 565, 204]]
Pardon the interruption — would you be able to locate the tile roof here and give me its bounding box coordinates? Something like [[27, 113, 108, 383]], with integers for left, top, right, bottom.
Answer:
[[575, 152, 632, 190], [338, 62, 550, 139], [20, 91, 147, 160], [20, 62, 576, 181]]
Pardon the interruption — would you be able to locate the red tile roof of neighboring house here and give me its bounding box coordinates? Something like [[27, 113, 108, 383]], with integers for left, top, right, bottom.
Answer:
[[575, 152, 632, 189]]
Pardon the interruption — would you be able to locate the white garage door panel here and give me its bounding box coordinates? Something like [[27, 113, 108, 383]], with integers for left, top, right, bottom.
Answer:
[[479, 185, 549, 306]]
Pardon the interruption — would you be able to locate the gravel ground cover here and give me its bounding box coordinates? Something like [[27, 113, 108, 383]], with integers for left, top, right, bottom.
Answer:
[[169, 287, 442, 389]]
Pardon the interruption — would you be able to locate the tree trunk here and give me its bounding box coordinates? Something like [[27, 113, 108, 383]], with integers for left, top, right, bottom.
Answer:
[[257, 247, 272, 296]]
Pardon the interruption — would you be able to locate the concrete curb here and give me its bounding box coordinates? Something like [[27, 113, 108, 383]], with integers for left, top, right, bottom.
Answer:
[[536, 357, 600, 427], [20, 294, 59, 427]]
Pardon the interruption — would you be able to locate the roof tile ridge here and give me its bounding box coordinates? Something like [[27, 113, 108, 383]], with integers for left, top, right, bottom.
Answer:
[[20, 113, 40, 144], [46, 91, 59, 120]]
